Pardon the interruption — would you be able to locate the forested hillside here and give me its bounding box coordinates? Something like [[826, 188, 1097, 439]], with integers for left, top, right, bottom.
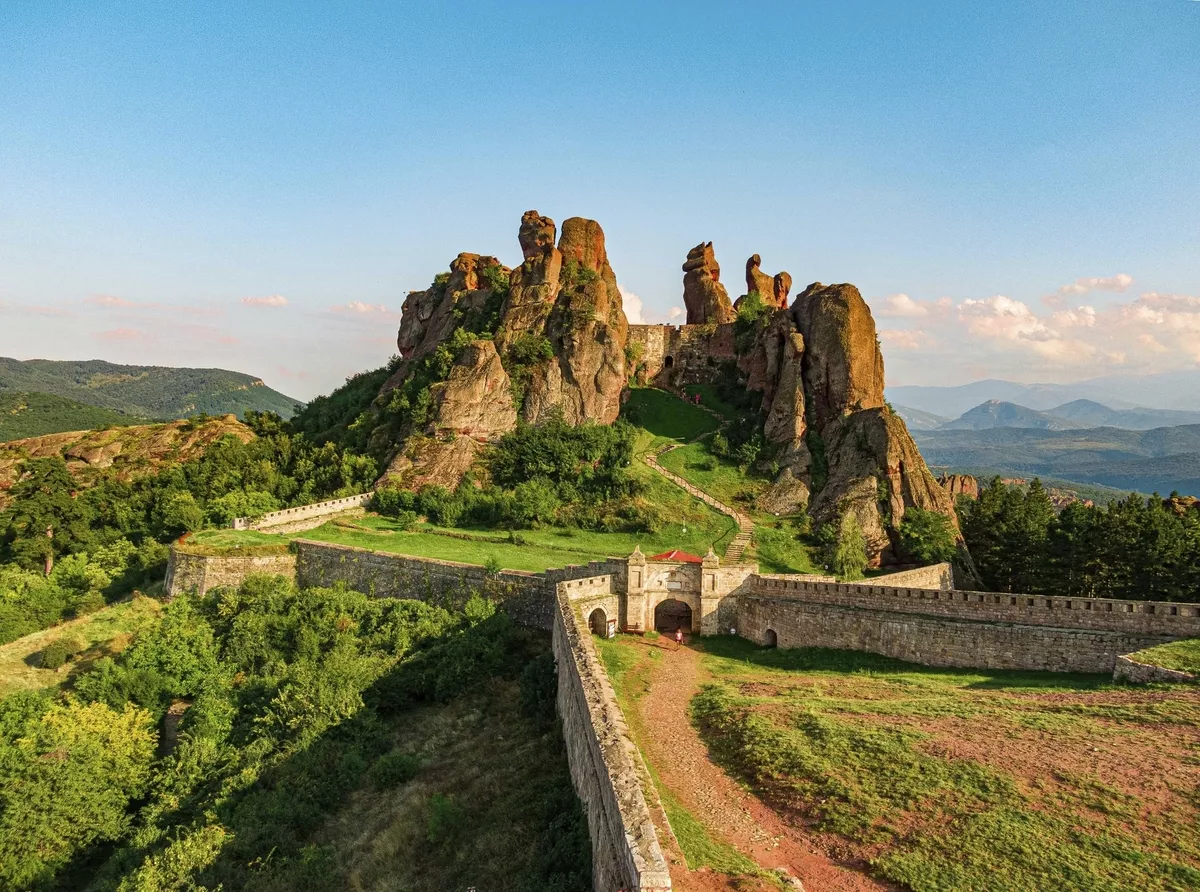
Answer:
[[0, 358, 300, 419], [0, 391, 150, 442]]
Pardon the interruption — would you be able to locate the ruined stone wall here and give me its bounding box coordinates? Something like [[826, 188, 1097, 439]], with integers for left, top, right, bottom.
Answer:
[[626, 323, 735, 387], [235, 493, 372, 533], [553, 582, 672, 892], [164, 548, 297, 598], [738, 596, 1165, 673], [1113, 655, 1198, 685]]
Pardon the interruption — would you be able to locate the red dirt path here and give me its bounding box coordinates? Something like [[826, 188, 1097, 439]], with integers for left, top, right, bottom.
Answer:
[[632, 637, 892, 892]]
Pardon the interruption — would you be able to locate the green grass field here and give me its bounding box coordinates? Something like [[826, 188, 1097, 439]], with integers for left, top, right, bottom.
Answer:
[[1129, 637, 1200, 675], [690, 637, 1200, 891], [0, 596, 162, 698], [622, 387, 720, 447]]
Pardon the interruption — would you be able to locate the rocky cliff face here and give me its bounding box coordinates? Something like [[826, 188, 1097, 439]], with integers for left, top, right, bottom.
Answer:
[[735, 275, 957, 565], [738, 254, 792, 310], [940, 473, 980, 501], [379, 210, 628, 487]]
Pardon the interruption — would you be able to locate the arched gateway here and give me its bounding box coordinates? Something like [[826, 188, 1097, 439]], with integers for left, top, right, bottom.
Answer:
[[654, 598, 692, 632], [588, 607, 608, 636]]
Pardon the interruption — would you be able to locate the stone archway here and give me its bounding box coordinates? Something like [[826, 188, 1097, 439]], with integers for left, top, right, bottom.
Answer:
[[588, 607, 608, 637], [664, 355, 674, 369], [654, 598, 692, 633], [763, 628, 778, 648]]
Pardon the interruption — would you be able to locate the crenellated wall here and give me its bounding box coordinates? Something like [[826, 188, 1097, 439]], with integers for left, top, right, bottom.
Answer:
[[739, 571, 1200, 673]]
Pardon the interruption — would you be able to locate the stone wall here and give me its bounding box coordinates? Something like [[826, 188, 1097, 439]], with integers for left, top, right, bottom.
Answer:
[[293, 539, 555, 628], [234, 492, 373, 533], [553, 582, 672, 892], [627, 323, 736, 387], [872, 562, 954, 590], [164, 548, 297, 598], [1113, 655, 1198, 685], [738, 596, 1167, 673], [747, 577, 1200, 638]]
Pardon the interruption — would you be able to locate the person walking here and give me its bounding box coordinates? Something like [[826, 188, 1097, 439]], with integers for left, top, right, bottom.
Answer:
[[675, 627, 684, 648]]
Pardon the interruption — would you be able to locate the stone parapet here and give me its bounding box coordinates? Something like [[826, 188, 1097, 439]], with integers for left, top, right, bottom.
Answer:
[[164, 548, 296, 599], [1113, 654, 1198, 685], [234, 492, 373, 533], [553, 582, 672, 892]]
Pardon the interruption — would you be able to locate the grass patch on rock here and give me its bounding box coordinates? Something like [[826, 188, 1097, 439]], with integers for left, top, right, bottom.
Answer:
[[1128, 637, 1200, 675]]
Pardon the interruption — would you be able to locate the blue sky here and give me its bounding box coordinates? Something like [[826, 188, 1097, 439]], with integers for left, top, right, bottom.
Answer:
[[2, 1, 1198, 399]]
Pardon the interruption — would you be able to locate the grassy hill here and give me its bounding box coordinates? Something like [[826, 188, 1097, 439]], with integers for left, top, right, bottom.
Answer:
[[914, 424, 1200, 496], [0, 391, 152, 442], [0, 357, 300, 420]]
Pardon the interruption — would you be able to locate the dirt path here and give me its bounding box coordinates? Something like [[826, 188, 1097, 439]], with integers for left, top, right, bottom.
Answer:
[[634, 637, 891, 892]]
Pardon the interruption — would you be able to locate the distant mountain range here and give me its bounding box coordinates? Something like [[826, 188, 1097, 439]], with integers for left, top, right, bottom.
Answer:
[[912, 424, 1200, 497], [898, 399, 1200, 433], [887, 370, 1200, 418], [0, 359, 300, 435]]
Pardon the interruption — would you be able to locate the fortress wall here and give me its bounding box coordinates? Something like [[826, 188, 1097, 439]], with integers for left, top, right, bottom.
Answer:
[[872, 562, 955, 590], [1113, 655, 1198, 685], [738, 596, 1169, 673], [164, 548, 296, 598], [293, 540, 554, 628], [236, 492, 373, 533], [626, 323, 736, 387], [747, 576, 1200, 639], [553, 581, 673, 892]]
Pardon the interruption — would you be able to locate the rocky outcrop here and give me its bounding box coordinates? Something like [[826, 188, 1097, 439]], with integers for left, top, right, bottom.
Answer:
[[496, 211, 562, 351], [740, 255, 791, 310], [682, 242, 734, 325], [380, 211, 629, 487], [939, 474, 980, 501], [523, 217, 629, 426], [0, 416, 254, 508]]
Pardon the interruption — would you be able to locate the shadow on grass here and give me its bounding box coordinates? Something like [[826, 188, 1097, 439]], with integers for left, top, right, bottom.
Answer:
[[696, 636, 1112, 691]]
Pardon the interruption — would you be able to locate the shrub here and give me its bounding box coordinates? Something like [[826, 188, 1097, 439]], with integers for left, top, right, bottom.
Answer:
[[371, 486, 418, 518], [427, 793, 466, 847], [368, 750, 421, 789], [40, 634, 87, 669], [507, 333, 555, 367]]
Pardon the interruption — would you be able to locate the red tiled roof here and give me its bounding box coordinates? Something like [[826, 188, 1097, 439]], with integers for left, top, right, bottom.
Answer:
[[648, 549, 704, 563]]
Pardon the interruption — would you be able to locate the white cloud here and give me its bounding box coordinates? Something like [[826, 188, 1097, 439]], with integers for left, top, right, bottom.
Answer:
[[241, 294, 288, 308], [1056, 273, 1134, 296], [957, 295, 1055, 342], [85, 294, 135, 308], [667, 306, 683, 321], [331, 301, 392, 314], [618, 286, 644, 324], [878, 329, 934, 350], [879, 293, 927, 317]]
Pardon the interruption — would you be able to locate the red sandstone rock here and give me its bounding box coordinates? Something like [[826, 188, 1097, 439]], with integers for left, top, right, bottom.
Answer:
[[682, 242, 735, 325], [939, 473, 980, 501]]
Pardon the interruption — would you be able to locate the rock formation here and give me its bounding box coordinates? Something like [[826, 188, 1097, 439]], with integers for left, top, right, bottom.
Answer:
[[379, 210, 959, 567], [682, 242, 735, 324], [939, 473, 980, 501], [739, 254, 792, 310], [379, 210, 628, 487]]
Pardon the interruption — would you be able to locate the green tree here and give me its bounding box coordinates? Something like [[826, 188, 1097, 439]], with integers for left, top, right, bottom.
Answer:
[[0, 458, 96, 570], [831, 512, 869, 580], [898, 507, 958, 564]]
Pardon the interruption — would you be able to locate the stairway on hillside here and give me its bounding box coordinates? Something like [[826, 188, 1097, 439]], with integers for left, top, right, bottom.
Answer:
[[641, 390, 756, 564]]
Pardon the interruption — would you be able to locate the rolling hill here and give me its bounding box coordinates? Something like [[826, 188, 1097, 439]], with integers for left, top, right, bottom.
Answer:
[[912, 424, 1200, 496], [940, 400, 1081, 431], [0, 358, 300, 420], [0, 392, 151, 442]]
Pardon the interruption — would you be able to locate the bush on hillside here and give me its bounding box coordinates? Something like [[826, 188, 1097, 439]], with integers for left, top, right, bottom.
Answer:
[[39, 634, 87, 669]]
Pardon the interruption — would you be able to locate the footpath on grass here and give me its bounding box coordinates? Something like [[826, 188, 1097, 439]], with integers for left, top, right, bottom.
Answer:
[[640, 389, 755, 563], [624, 635, 888, 892]]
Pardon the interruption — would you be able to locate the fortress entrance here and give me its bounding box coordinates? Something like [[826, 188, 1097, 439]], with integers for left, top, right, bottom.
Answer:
[[588, 607, 609, 637], [664, 355, 674, 369], [763, 628, 778, 648], [654, 599, 692, 633]]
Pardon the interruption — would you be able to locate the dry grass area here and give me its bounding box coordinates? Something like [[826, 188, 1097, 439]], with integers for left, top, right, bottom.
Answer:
[[693, 638, 1200, 891], [0, 595, 161, 697]]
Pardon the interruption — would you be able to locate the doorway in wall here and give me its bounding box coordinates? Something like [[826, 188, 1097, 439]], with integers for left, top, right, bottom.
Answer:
[[654, 599, 692, 632]]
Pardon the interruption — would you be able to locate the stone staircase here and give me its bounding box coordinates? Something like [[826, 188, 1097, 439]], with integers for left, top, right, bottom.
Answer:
[[641, 390, 756, 563]]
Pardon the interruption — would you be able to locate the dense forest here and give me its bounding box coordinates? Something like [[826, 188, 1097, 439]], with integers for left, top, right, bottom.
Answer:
[[0, 575, 589, 891], [0, 392, 150, 442], [960, 478, 1200, 602]]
